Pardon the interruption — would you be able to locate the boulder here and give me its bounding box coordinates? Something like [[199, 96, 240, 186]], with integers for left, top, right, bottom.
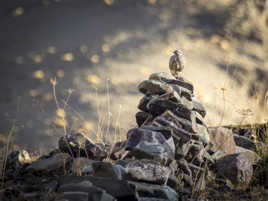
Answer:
[[170, 84, 192, 101], [141, 125, 175, 153], [25, 153, 72, 175], [58, 133, 107, 160], [59, 176, 138, 201], [233, 134, 258, 152], [216, 153, 253, 187], [125, 159, 172, 185], [58, 179, 116, 201], [58, 180, 93, 192], [208, 127, 236, 156], [5, 150, 31, 176], [92, 162, 127, 180], [58, 192, 89, 201], [152, 110, 198, 134], [126, 128, 175, 163], [129, 181, 179, 201]]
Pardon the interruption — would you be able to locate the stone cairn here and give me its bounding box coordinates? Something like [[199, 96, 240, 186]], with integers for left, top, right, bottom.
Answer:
[[1, 51, 262, 201], [131, 71, 212, 193]]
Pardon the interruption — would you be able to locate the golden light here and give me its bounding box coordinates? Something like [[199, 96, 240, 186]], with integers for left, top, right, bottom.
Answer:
[[13, 7, 24, 17], [56, 108, 66, 118], [29, 89, 39, 97], [210, 35, 221, 44], [62, 53, 74, 62], [47, 46, 56, 54], [162, 46, 173, 55], [148, 0, 157, 4], [104, 0, 114, 5], [220, 40, 230, 50], [54, 118, 67, 127], [87, 74, 101, 85], [57, 69, 64, 78], [82, 121, 94, 131], [32, 55, 43, 63], [43, 93, 53, 101], [102, 44, 110, 53], [90, 54, 100, 63], [32, 70, 45, 80]]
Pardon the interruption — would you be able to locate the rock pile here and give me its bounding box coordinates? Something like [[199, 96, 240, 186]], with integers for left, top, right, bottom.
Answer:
[[128, 72, 212, 194], [1, 72, 264, 201]]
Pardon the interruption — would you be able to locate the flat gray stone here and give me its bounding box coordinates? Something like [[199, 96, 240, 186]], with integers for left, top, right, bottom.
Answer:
[[61, 192, 88, 201], [26, 153, 72, 174], [126, 128, 175, 163], [59, 133, 107, 160], [125, 159, 172, 185], [59, 176, 138, 201], [129, 181, 178, 201], [149, 72, 194, 93], [92, 162, 127, 180], [138, 80, 173, 95]]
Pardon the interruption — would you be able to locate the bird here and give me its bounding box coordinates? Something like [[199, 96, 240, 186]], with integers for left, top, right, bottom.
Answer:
[[169, 50, 185, 78]]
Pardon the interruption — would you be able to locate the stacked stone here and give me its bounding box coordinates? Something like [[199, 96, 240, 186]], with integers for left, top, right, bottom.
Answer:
[[124, 72, 212, 194]]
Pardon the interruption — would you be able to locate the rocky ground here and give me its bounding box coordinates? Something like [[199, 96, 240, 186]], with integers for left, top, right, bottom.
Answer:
[[1, 72, 267, 201]]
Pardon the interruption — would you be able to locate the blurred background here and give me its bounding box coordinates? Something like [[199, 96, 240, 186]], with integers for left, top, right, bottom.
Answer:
[[0, 0, 267, 153]]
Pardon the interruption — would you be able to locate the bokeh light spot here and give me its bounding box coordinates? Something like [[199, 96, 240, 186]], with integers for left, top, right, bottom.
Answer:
[[57, 69, 65, 78], [33, 70, 45, 80], [12, 7, 24, 17], [210, 35, 221, 44], [43, 93, 53, 102], [62, 53, 74, 62], [47, 46, 56, 54], [104, 0, 114, 5], [82, 121, 94, 131], [90, 54, 100, 63], [56, 108, 65, 118], [148, 0, 157, 5], [32, 55, 43, 63], [87, 74, 101, 85], [29, 89, 39, 97], [54, 118, 67, 127], [220, 40, 230, 50], [102, 44, 110, 53]]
